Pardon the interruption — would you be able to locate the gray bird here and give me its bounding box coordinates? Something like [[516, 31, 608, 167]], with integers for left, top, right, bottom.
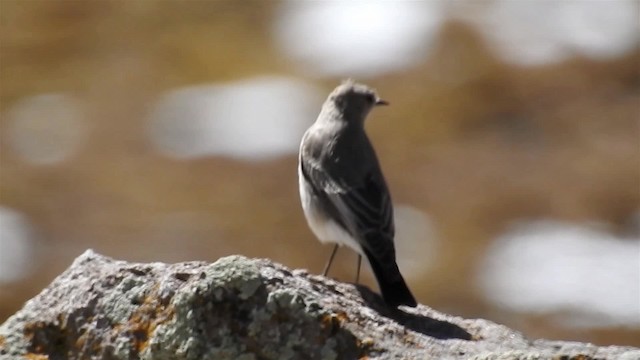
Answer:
[[298, 80, 417, 308]]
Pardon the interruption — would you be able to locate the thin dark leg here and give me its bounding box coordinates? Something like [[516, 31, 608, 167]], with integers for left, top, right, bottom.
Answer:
[[322, 244, 339, 277], [355, 254, 362, 284]]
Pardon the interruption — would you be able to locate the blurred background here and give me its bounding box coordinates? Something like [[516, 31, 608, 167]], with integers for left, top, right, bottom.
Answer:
[[1, 0, 639, 347]]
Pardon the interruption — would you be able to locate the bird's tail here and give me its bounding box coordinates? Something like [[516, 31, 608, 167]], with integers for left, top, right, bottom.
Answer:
[[364, 249, 417, 308]]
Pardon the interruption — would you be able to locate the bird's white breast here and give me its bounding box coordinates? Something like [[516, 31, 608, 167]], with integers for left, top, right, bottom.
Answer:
[[298, 165, 364, 255]]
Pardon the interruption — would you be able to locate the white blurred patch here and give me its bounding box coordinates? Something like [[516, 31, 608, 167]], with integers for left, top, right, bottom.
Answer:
[[6, 94, 87, 165], [273, 1, 445, 77], [147, 76, 322, 160], [0, 207, 37, 284], [465, 0, 640, 66], [478, 220, 640, 328], [394, 205, 439, 279]]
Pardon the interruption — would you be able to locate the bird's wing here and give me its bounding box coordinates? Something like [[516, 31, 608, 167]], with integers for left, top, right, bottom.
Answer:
[[301, 156, 395, 251], [332, 172, 394, 241]]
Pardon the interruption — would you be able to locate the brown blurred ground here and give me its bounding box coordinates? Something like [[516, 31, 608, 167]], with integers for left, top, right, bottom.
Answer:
[[1, 1, 638, 347]]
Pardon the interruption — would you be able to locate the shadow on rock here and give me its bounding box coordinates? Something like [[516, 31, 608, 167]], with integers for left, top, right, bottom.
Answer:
[[355, 285, 472, 341]]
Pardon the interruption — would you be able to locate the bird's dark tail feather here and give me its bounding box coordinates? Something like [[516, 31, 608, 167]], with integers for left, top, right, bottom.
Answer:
[[364, 249, 417, 308]]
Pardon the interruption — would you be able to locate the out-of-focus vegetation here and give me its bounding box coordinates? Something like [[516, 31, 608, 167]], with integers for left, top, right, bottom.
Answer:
[[1, 0, 638, 347]]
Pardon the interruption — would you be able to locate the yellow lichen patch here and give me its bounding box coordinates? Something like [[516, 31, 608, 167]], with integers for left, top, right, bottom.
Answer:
[[320, 313, 342, 337], [119, 287, 175, 354], [23, 321, 55, 354], [335, 311, 349, 323], [320, 314, 339, 329], [357, 336, 375, 351], [73, 334, 85, 351], [320, 311, 353, 338], [553, 355, 594, 360], [23, 353, 49, 360]]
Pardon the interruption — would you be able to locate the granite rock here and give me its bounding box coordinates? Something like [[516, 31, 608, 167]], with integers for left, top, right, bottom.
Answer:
[[0, 250, 637, 359]]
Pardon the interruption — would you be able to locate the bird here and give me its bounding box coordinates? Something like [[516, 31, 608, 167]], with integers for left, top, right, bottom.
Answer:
[[298, 80, 417, 308]]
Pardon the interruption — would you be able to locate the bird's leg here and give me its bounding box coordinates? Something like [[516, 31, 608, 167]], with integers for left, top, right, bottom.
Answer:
[[355, 254, 362, 284], [322, 244, 339, 277]]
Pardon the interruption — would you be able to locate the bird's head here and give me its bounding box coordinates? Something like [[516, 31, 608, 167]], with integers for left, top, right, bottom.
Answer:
[[325, 79, 388, 122]]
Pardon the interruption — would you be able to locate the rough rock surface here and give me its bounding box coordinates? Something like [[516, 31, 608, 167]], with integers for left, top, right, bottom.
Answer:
[[0, 250, 637, 360]]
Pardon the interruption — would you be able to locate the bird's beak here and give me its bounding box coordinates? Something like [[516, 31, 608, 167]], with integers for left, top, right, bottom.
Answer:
[[375, 98, 389, 106]]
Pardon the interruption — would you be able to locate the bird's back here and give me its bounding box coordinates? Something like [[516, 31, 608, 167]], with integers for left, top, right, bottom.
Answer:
[[302, 120, 381, 187]]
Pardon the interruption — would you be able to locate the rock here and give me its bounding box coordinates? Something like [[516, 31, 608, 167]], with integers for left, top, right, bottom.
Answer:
[[0, 250, 637, 359]]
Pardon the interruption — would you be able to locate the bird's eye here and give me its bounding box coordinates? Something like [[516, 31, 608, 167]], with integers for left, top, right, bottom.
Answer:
[[366, 94, 375, 103]]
